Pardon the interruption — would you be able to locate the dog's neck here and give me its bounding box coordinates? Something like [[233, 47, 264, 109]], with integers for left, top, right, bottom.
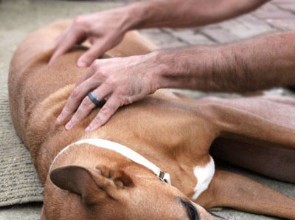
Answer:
[[50, 138, 171, 183], [49, 137, 215, 201]]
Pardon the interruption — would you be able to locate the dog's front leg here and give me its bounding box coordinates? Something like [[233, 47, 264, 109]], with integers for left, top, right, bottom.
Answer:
[[205, 96, 294, 182], [198, 170, 295, 219], [194, 96, 294, 219], [210, 96, 294, 148]]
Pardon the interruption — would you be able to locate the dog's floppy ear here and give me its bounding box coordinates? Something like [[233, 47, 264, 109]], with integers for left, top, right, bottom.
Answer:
[[50, 165, 133, 204]]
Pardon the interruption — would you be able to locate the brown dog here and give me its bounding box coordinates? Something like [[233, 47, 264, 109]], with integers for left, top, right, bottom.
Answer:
[[9, 20, 294, 220]]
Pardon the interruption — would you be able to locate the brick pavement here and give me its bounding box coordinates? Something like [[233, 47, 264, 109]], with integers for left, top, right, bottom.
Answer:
[[139, 0, 295, 48]]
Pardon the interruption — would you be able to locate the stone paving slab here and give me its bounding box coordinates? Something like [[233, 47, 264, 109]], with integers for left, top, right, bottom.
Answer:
[[140, 0, 294, 47]]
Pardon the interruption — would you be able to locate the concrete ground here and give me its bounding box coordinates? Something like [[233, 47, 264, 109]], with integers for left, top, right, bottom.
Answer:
[[0, 0, 294, 219]]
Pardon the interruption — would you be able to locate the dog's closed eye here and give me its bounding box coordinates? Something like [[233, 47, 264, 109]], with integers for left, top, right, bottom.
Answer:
[[180, 199, 200, 220]]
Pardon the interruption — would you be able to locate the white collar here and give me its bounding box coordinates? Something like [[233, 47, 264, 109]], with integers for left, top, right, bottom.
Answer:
[[49, 138, 171, 184]]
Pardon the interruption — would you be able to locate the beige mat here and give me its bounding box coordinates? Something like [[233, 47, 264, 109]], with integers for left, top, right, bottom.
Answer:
[[0, 120, 44, 206], [0, 18, 44, 204]]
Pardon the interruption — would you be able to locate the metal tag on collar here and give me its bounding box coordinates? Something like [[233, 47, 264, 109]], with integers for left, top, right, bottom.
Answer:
[[158, 171, 170, 183]]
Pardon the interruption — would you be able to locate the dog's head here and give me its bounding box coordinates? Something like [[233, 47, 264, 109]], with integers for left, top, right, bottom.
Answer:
[[42, 164, 221, 220]]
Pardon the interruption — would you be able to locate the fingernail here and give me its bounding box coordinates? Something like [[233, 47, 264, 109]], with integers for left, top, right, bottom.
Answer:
[[65, 121, 74, 130], [85, 122, 99, 132], [48, 59, 53, 66], [56, 113, 64, 122], [85, 124, 95, 132], [77, 60, 87, 67]]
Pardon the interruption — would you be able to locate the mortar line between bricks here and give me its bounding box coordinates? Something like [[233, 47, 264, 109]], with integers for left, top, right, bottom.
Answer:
[[270, 2, 295, 14], [252, 13, 292, 31], [269, 2, 288, 12], [195, 31, 219, 44], [161, 28, 218, 45], [257, 20, 284, 31], [159, 28, 190, 45]]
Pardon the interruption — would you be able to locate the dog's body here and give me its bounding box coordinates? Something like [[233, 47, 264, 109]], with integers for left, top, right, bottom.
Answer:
[[9, 21, 295, 219]]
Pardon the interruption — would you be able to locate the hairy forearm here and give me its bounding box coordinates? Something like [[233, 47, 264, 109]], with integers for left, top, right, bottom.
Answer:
[[151, 31, 294, 92], [124, 0, 269, 29]]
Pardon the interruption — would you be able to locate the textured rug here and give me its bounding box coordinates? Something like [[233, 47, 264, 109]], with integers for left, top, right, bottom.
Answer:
[[0, 122, 44, 206], [0, 1, 294, 220], [0, 20, 44, 205]]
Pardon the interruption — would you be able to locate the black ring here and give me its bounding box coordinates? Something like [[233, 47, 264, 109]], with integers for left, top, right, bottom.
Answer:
[[87, 92, 103, 107]]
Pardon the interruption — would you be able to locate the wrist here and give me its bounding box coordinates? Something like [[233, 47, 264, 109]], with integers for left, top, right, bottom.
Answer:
[[138, 51, 167, 93], [122, 0, 188, 30], [105, 4, 147, 35], [146, 49, 189, 90], [120, 2, 152, 31], [152, 50, 178, 89], [147, 46, 227, 91]]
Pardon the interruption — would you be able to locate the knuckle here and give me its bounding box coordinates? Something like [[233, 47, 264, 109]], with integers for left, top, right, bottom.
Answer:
[[84, 51, 96, 61], [70, 88, 81, 100], [73, 16, 84, 26], [61, 107, 72, 116], [93, 115, 103, 125], [90, 60, 100, 70], [104, 79, 113, 88], [118, 96, 131, 106], [123, 96, 133, 105], [113, 90, 127, 103], [93, 71, 105, 81], [100, 106, 110, 116], [106, 77, 117, 87], [114, 95, 124, 105], [71, 114, 80, 123], [100, 103, 117, 117], [81, 97, 93, 108], [94, 72, 111, 83]]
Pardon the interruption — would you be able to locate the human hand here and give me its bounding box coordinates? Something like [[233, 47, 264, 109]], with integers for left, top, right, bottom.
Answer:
[[49, 8, 134, 67], [57, 53, 161, 131]]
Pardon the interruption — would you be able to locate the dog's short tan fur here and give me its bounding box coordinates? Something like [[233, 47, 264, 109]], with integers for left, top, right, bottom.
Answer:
[[9, 21, 294, 220]]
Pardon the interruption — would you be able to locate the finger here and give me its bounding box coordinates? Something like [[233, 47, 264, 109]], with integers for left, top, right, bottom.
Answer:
[[49, 27, 85, 65], [75, 59, 112, 87], [53, 27, 69, 49], [57, 76, 99, 123], [65, 84, 112, 130], [85, 94, 121, 131], [75, 63, 98, 87], [77, 39, 113, 67]]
